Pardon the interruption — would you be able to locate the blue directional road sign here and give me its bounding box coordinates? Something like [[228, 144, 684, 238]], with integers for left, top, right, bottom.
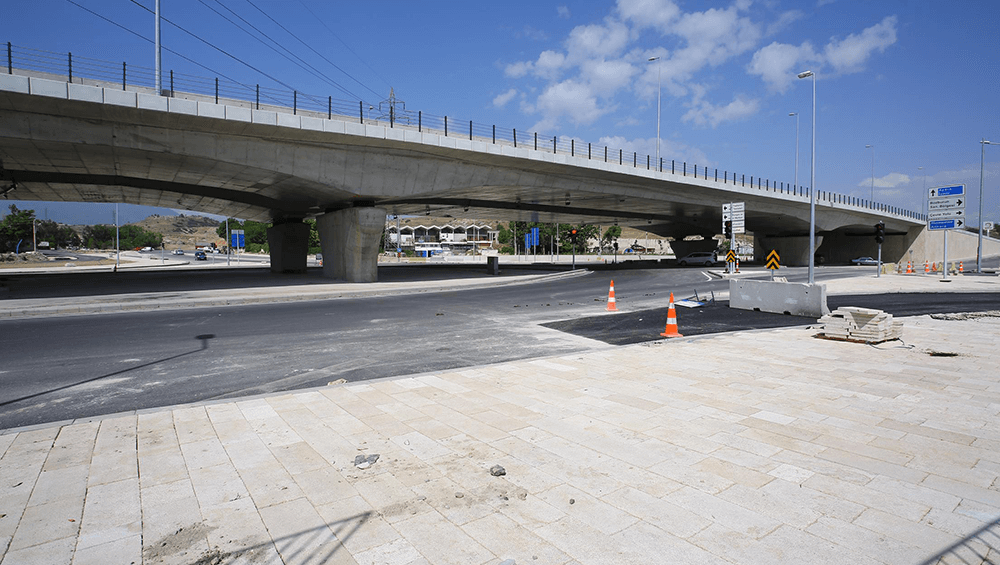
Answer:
[[929, 185, 965, 198], [929, 219, 964, 231]]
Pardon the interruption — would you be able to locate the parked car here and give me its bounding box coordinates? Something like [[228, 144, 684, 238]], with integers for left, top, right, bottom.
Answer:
[[851, 256, 879, 266], [140, 246, 154, 252], [195, 250, 207, 260], [172, 249, 184, 255], [677, 252, 720, 266]]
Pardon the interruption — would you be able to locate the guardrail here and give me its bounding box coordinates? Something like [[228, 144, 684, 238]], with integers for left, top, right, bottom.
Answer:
[[3, 41, 926, 222]]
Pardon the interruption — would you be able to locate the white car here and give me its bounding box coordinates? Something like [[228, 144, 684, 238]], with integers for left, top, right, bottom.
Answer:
[[851, 256, 879, 266], [677, 252, 720, 266]]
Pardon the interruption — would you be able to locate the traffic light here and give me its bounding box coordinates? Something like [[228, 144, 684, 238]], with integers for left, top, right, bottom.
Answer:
[[874, 221, 885, 244], [569, 228, 579, 242], [724, 220, 733, 239]]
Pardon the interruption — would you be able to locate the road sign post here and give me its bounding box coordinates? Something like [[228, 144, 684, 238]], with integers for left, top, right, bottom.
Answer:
[[927, 185, 965, 281], [723, 202, 745, 274], [765, 250, 780, 281]]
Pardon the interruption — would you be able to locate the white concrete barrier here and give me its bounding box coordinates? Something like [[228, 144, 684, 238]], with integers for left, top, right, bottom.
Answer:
[[729, 278, 829, 317]]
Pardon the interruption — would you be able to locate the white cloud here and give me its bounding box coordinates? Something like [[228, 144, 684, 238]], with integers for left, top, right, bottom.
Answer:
[[748, 41, 818, 93], [565, 19, 631, 64], [617, 0, 681, 31], [529, 80, 607, 132], [493, 88, 518, 108], [504, 61, 532, 78], [824, 16, 898, 74], [557, 6, 571, 19], [581, 59, 636, 95], [682, 91, 760, 128], [748, 15, 897, 91], [856, 172, 910, 189], [765, 10, 804, 36]]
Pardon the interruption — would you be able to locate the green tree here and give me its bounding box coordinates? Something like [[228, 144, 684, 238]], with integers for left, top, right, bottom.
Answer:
[[601, 225, 622, 252], [216, 218, 243, 239], [0, 205, 36, 252]]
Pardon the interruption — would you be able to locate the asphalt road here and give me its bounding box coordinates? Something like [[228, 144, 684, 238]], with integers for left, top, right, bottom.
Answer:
[[1, 266, 996, 429]]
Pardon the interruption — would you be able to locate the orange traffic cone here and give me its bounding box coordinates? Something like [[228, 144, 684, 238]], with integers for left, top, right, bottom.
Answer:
[[924, 260, 929, 274], [959, 261, 964, 273], [606, 280, 618, 312], [906, 261, 912, 274], [735, 258, 740, 273], [660, 292, 683, 338], [932, 262, 937, 272]]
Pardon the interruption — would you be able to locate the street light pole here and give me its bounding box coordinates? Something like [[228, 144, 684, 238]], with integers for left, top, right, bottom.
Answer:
[[797, 70, 816, 284], [789, 112, 799, 190], [648, 56, 661, 167], [865, 144, 875, 202], [979, 139, 995, 273]]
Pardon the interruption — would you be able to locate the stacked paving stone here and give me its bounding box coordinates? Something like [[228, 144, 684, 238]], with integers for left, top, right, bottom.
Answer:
[[818, 306, 903, 343]]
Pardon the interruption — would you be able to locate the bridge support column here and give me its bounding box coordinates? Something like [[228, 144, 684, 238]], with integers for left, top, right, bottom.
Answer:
[[267, 220, 309, 273], [317, 206, 386, 282], [756, 235, 824, 266]]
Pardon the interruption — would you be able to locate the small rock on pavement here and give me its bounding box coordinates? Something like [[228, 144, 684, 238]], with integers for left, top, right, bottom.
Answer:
[[354, 454, 380, 469], [490, 464, 506, 477]]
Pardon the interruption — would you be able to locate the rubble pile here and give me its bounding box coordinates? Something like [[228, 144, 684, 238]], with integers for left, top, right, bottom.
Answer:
[[818, 306, 903, 343], [1, 252, 50, 263]]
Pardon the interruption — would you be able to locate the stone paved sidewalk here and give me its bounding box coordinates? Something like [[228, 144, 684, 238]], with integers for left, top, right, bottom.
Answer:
[[2, 310, 1000, 564]]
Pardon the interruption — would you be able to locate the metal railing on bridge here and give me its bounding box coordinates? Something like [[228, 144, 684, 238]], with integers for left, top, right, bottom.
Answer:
[[3, 42, 926, 222]]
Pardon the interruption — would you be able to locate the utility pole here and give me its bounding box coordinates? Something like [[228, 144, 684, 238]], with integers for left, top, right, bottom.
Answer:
[[154, 0, 161, 94]]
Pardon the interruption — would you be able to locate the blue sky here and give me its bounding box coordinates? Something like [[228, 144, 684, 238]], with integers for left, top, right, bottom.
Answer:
[[3, 0, 999, 227]]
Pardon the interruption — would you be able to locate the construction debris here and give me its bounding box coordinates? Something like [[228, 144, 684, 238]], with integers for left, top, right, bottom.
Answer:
[[818, 307, 903, 344]]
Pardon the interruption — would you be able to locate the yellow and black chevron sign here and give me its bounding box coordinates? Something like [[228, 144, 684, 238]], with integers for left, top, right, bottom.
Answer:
[[726, 250, 736, 262], [766, 250, 780, 270]]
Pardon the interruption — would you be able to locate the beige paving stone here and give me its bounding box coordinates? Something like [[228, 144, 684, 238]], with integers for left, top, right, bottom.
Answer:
[[391, 431, 452, 462], [219, 437, 276, 472], [533, 515, 632, 565], [0, 433, 17, 458], [71, 532, 141, 565], [461, 511, 572, 565], [0, 535, 76, 565], [865, 475, 962, 512], [137, 446, 189, 487], [199, 497, 272, 555], [178, 437, 230, 471], [407, 476, 495, 526], [86, 447, 137, 487], [805, 467, 933, 522], [770, 448, 875, 486], [8, 497, 83, 552], [612, 521, 731, 565], [647, 452, 733, 494], [238, 464, 306, 510], [293, 466, 358, 508], [602, 486, 711, 538], [172, 407, 216, 444], [315, 495, 400, 555], [138, 478, 203, 546], [392, 510, 494, 565], [535, 457, 626, 499], [41, 423, 99, 471], [259, 497, 356, 565], [351, 470, 430, 524], [735, 424, 826, 456], [188, 462, 251, 509], [351, 537, 424, 565], [269, 441, 329, 476], [668, 485, 782, 539], [535, 483, 637, 535], [76, 477, 141, 552], [693, 456, 775, 489], [25, 464, 88, 508], [852, 507, 959, 552], [806, 514, 926, 564], [136, 412, 177, 455]]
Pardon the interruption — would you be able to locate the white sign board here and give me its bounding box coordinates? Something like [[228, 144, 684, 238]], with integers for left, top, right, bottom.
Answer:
[[927, 185, 965, 231]]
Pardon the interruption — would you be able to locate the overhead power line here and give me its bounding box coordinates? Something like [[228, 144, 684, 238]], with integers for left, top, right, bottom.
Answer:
[[64, 0, 248, 87], [244, 0, 383, 100], [296, 0, 392, 92], [126, 0, 304, 94], [199, 0, 360, 100]]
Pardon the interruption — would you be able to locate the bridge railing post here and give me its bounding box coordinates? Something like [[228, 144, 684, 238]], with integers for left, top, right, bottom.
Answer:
[[6, 42, 11, 74], [512, 128, 516, 147], [68, 52, 72, 83], [419, 111, 422, 132], [122, 61, 126, 90]]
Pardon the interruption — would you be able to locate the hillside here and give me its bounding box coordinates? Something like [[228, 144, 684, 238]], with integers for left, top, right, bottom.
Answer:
[[132, 214, 224, 249]]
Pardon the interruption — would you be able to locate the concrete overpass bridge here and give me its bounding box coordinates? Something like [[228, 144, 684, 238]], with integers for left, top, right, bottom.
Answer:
[[0, 49, 927, 282]]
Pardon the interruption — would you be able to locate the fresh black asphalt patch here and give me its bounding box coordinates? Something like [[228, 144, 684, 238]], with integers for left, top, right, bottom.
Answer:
[[542, 292, 1000, 346]]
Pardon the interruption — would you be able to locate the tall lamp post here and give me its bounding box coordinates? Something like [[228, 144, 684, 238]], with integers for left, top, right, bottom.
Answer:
[[979, 139, 995, 273], [865, 144, 875, 202], [789, 112, 799, 190], [648, 56, 661, 167], [797, 70, 816, 284]]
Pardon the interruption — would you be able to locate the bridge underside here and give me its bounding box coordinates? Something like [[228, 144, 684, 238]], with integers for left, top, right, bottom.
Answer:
[[0, 81, 924, 281]]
